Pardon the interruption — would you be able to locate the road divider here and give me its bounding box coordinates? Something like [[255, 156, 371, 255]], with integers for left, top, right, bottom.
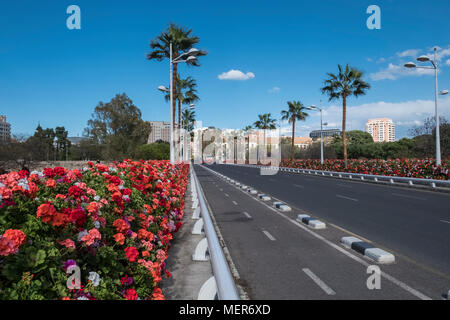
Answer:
[[258, 194, 271, 201], [296, 214, 326, 229], [273, 201, 292, 212], [340, 236, 395, 264]]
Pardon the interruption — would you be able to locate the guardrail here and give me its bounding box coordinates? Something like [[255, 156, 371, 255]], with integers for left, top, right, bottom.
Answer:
[[221, 163, 450, 189], [190, 164, 240, 300]]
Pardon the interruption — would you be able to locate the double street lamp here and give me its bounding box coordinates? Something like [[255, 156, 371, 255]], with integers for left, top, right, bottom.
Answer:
[[158, 45, 201, 164], [306, 105, 327, 165], [404, 48, 448, 166]]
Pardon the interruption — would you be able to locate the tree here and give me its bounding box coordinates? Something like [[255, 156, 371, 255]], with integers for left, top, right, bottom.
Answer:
[[321, 64, 370, 168], [254, 113, 277, 162], [84, 93, 151, 160], [181, 109, 196, 132], [55, 127, 70, 160], [281, 101, 309, 161], [147, 23, 206, 132], [135, 142, 170, 160]]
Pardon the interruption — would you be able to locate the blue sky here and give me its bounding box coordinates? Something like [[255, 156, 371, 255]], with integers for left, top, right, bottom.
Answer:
[[1, 0, 450, 139]]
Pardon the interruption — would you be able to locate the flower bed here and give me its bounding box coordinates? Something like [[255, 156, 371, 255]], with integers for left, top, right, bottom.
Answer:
[[0, 160, 188, 300], [279, 158, 449, 180]]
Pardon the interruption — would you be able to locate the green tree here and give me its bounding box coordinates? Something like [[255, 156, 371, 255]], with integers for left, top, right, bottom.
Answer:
[[135, 142, 170, 160], [147, 23, 206, 131], [281, 101, 309, 161], [84, 93, 151, 160], [254, 113, 277, 162], [321, 64, 370, 167]]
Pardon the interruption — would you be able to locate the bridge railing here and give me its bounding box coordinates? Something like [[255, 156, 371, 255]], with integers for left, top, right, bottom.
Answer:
[[191, 164, 240, 300], [221, 163, 450, 189]]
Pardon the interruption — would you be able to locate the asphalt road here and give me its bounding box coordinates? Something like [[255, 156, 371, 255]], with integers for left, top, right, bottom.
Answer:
[[194, 163, 450, 300]]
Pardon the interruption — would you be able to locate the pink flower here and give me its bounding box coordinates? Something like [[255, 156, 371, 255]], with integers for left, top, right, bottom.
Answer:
[[81, 229, 101, 246], [58, 239, 76, 249]]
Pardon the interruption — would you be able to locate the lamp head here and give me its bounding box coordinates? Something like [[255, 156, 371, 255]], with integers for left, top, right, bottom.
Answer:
[[440, 89, 448, 95], [158, 85, 169, 92], [404, 61, 417, 68], [417, 55, 431, 62]]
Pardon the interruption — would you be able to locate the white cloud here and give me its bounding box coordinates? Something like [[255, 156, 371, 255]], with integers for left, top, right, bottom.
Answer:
[[268, 86, 280, 93], [218, 69, 255, 81], [396, 49, 420, 58], [369, 63, 435, 81], [299, 96, 450, 137], [445, 59, 450, 66]]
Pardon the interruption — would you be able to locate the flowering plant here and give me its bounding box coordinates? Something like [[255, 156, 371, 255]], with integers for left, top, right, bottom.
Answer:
[[279, 158, 449, 180], [0, 160, 188, 300]]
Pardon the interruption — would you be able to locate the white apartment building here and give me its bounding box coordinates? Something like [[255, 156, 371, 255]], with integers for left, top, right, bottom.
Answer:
[[366, 118, 395, 142], [147, 121, 171, 144]]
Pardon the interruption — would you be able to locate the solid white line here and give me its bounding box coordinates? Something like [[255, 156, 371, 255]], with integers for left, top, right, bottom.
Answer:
[[232, 200, 238, 205], [302, 268, 336, 295], [336, 194, 359, 202], [440, 220, 450, 224], [262, 230, 276, 241], [392, 193, 426, 201], [243, 212, 252, 219], [201, 165, 432, 300]]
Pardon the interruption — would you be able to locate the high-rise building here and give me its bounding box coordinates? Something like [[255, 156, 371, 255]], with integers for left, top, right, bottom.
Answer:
[[366, 118, 395, 142], [0, 115, 11, 143], [147, 121, 171, 144]]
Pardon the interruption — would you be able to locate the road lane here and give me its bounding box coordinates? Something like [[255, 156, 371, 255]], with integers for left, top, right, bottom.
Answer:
[[194, 165, 435, 299], [205, 163, 450, 277]]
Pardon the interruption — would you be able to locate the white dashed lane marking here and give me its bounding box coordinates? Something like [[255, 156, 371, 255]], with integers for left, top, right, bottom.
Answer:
[[262, 230, 276, 241], [302, 268, 336, 295], [336, 194, 359, 202]]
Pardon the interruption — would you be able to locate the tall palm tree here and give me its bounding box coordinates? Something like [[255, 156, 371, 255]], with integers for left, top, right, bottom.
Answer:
[[147, 23, 206, 130], [243, 125, 253, 163], [321, 64, 370, 168], [281, 101, 309, 161], [254, 113, 277, 162], [181, 109, 196, 132]]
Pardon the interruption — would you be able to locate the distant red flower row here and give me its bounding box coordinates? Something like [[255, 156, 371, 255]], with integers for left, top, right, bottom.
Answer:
[[278, 158, 449, 180]]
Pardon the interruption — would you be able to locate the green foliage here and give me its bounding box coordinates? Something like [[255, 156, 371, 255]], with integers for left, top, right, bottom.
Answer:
[[84, 93, 151, 160], [135, 142, 170, 160]]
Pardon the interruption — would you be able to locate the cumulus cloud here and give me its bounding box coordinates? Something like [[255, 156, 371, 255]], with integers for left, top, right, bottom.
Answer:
[[218, 69, 255, 81], [396, 49, 420, 58], [296, 96, 450, 138], [369, 63, 435, 81], [369, 46, 450, 81], [268, 86, 280, 93]]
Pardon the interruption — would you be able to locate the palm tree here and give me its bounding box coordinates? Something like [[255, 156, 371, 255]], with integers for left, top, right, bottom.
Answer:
[[321, 64, 370, 168], [243, 125, 253, 163], [281, 101, 309, 161], [254, 113, 277, 162], [147, 23, 206, 130], [181, 109, 196, 132]]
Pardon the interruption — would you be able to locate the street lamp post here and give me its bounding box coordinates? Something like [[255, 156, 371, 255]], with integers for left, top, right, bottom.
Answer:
[[158, 46, 199, 164], [404, 48, 449, 166], [307, 105, 325, 165], [181, 104, 195, 163]]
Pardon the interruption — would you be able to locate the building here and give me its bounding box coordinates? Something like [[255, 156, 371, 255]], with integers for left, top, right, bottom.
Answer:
[[0, 115, 11, 143], [366, 118, 395, 142], [147, 121, 171, 144], [309, 128, 341, 140], [68, 137, 88, 145]]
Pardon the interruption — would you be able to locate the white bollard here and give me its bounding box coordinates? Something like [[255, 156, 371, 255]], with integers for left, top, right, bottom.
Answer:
[[197, 276, 217, 300], [192, 218, 204, 235], [192, 238, 209, 261]]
